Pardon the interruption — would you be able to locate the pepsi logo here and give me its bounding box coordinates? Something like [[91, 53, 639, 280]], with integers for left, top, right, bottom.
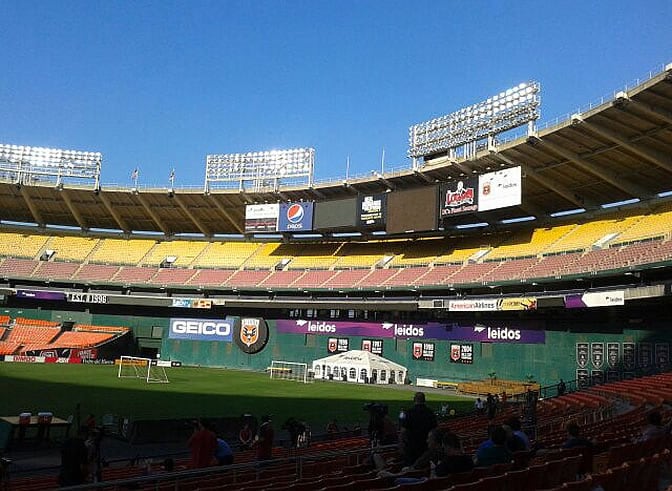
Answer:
[[287, 204, 304, 223]]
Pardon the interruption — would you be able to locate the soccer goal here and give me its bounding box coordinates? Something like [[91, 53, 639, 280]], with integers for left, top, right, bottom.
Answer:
[[117, 356, 169, 384], [268, 360, 309, 383]]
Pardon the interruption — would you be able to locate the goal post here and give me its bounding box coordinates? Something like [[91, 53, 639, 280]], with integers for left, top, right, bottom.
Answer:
[[269, 360, 309, 383], [117, 356, 170, 384]]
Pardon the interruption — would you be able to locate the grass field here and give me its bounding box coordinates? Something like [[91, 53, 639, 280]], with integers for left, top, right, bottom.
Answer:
[[0, 363, 473, 430]]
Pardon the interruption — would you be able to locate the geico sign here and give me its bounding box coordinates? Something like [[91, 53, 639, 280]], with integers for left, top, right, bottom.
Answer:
[[171, 320, 231, 336]]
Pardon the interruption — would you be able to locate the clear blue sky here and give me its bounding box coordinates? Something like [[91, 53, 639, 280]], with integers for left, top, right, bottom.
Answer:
[[1, 0, 670, 188]]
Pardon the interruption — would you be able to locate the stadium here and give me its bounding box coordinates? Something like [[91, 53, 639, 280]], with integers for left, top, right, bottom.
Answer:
[[2, 63, 672, 489]]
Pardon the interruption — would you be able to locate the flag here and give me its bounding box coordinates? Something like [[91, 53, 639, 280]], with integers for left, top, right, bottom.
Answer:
[[131, 168, 139, 180]]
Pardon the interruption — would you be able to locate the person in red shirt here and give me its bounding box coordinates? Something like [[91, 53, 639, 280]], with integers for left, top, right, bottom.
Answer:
[[254, 415, 274, 461], [188, 419, 217, 468]]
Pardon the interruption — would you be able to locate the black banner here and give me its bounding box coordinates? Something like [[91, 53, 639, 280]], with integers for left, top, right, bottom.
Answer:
[[357, 194, 387, 229], [449, 343, 474, 364]]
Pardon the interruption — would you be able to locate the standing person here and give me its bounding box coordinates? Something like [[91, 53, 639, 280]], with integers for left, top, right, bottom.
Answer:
[[254, 415, 274, 461], [400, 392, 437, 466], [187, 419, 217, 469], [557, 379, 567, 396], [58, 426, 89, 487]]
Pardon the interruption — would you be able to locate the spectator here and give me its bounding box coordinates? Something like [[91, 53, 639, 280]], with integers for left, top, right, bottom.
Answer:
[[507, 417, 530, 450], [254, 415, 274, 461], [58, 426, 89, 487], [400, 392, 438, 466], [238, 423, 253, 449], [215, 435, 234, 465], [85, 426, 104, 482], [367, 404, 397, 446], [558, 379, 567, 396], [282, 417, 307, 448], [434, 431, 474, 477], [326, 419, 340, 435], [85, 413, 97, 431], [474, 397, 485, 415], [562, 421, 593, 449], [474, 425, 512, 467], [636, 410, 668, 442], [188, 419, 217, 468], [502, 425, 527, 453], [486, 393, 497, 420]]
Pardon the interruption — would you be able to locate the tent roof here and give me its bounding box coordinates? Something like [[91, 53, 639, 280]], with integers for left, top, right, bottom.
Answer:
[[312, 350, 407, 371]]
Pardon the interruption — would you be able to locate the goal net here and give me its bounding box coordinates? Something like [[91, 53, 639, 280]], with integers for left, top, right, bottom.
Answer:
[[269, 360, 309, 383], [117, 356, 169, 384]]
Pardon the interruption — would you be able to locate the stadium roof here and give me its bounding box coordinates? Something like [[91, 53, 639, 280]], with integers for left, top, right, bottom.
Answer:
[[1, 66, 671, 237]]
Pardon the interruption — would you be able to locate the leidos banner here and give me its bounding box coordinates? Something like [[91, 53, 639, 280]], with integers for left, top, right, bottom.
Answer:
[[565, 291, 625, 308], [168, 318, 233, 342], [449, 324, 545, 344], [478, 166, 522, 212], [278, 202, 314, 232], [448, 297, 537, 312]]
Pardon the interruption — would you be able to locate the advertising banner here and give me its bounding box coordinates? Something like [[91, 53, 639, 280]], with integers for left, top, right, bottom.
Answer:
[[16, 290, 67, 301], [448, 297, 537, 311], [565, 291, 625, 308], [277, 202, 314, 232], [478, 166, 522, 212], [439, 178, 478, 217], [244, 203, 279, 232], [168, 318, 233, 342], [357, 194, 387, 228], [276, 319, 543, 343], [444, 324, 545, 344]]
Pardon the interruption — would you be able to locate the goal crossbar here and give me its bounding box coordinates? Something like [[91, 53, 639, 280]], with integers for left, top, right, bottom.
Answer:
[[118, 356, 169, 384], [269, 360, 309, 383]]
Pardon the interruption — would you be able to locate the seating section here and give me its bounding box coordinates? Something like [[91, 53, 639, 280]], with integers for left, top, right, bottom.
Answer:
[[0, 318, 129, 356], [141, 240, 208, 267], [0, 232, 50, 259], [285, 243, 341, 269], [332, 242, 397, 269], [88, 238, 156, 265], [544, 217, 640, 254], [44, 235, 99, 262], [194, 242, 262, 268], [1, 206, 672, 290], [486, 224, 577, 260]]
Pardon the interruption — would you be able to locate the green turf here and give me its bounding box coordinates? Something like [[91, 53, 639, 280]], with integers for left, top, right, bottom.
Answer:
[[0, 363, 473, 429]]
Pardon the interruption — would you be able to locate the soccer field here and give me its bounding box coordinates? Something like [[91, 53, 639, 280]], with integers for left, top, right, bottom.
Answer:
[[0, 363, 472, 430]]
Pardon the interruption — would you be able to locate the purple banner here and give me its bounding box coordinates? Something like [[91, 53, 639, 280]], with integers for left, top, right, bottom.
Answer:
[[16, 290, 66, 301], [275, 319, 448, 340], [275, 319, 544, 343], [447, 324, 545, 344]]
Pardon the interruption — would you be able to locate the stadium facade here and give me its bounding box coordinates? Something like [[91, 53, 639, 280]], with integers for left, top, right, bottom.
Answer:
[[1, 64, 672, 389]]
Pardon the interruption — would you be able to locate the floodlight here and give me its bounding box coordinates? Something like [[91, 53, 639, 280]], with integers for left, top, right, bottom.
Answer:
[[408, 81, 541, 158], [0, 143, 102, 188], [205, 147, 315, 192]]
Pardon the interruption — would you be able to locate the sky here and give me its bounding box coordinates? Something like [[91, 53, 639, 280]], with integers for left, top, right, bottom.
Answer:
[[1, 0, 670, 189]]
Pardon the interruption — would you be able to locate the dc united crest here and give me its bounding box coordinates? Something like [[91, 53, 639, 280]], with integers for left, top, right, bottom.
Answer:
[[240, 319, 259, 347], [234, 318, 269, 354]]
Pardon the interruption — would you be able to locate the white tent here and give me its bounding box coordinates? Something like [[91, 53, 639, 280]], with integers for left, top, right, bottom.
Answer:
[[312, 350, 407, 385]]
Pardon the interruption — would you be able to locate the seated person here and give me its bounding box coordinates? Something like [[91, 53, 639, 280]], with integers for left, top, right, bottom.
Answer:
[[474, 425, 512, 467], [433, 431, 474, 477], [563, 421, 593, 449]]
